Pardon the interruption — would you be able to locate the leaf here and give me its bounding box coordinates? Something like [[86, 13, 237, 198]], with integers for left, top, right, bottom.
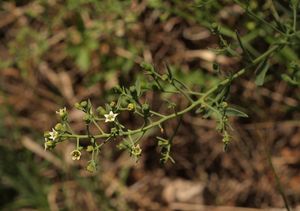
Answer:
[[235, 30, 253, 62], [165, 63, 173, 79], [215, 84, 231, 103], [225, 107, 248, 118], [255, 59, 270, 86]]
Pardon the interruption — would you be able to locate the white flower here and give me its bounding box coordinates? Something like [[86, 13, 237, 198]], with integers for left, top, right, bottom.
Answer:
[[104, 111, 118, 122], [49, 128, 58, 141], [56, 107, 67, 119], [70, 150, 81, 161]]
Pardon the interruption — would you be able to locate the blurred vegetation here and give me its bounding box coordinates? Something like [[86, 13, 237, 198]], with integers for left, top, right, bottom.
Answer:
[[1, 0, 300, 210]]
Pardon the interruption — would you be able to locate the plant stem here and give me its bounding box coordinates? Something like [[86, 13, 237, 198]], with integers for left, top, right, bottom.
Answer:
[[63, 44, 282, 141]]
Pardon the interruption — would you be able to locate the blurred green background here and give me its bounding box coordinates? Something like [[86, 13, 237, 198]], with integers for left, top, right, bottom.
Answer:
[[1, 0, 300, 210]]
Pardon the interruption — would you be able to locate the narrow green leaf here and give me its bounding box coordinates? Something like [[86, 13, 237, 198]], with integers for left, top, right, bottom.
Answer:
[[255, 59, 270, 86], [225, 107, 248, 118], [165, 63, 173, 79], [235, 30, 253, 62]]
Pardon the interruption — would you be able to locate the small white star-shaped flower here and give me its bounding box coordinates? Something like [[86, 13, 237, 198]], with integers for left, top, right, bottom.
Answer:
[[49, 128, 58, 141], [56, 107, 67, 117], [104, 111, 118, 122]]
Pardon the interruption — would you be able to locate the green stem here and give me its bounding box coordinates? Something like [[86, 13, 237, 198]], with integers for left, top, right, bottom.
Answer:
[[150, 110, 166, 118], [293, 0, 299, 32], [62, 44, 281, 141], [92, 120, 104, 134]]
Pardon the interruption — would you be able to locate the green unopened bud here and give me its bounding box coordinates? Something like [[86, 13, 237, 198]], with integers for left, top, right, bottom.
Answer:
[[80, 101, 88, 108], [96, 106, 106, 116], [86, 161, 97, 173], [114, 85, 122, 93], [127, 103, 135, 111], [54, 123, 64, 131], [140, 62, 154, 72], [86, 145, 94, 152], [75, 102, 81, 109], [110, 101, 116, 107], [161, 74, 168, 81], [83, 114, 91, 124], [44, 131, 50, 138], [142, 103, 150, 114], [221, 102, 228, 108], [44, 141, 56, 150], [222, 131, 230, 152], [129, 86, 137, 95], [110, 127, 119, 136], [211, 22, 219, 33]]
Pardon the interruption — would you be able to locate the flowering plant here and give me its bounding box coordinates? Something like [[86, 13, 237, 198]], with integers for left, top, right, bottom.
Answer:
[[44, 1, 299, 177]]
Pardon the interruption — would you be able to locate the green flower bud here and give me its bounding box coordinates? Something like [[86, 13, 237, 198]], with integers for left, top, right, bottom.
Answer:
[[110, 127, 119, 137], [129, 86, 137, 95], [142, 103, 150, 114], [86, 145, 94, 152], [44, 141, 56, 150], [96, 106, 106, 116], [44, 131, 50, 138], [161, 74, 168, 81], [110, 101, 116, 107], [221, 102, 228, 108], [140, 62, 154, 72], [114, 85, 122, 93], [86, 161, 97, 173], [211, 22, 219, 33], [80, 101, 88, 108], [127, 103, 135, 111], [83, 114, 91, 124], [75, 102, 81, 110], [54, 123, 64, 131]]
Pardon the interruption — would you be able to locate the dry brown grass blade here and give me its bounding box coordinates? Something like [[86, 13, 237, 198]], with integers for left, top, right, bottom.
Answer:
[[21, 136, 64, 171]]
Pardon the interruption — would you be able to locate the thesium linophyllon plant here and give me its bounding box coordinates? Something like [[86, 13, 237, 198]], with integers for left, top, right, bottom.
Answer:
[[44, 0, 300, 174]]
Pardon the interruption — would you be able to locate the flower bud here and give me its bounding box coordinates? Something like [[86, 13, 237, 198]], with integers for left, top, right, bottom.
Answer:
[[44, 131, 50, 138], [54, 123, 64, 131], [86, 145, 94, 152], [110, 101, 116, 107], [161, 74, 168, 81], [75, 102, 81, 110], [129, 86, 137, 96], [80, 101, 88, 108], [96, 106, 106, 116], [86, 161, 97, 173], [83, 114, 91, 124], [127, 103, 135, 111], [142, 103, 150, 114]]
